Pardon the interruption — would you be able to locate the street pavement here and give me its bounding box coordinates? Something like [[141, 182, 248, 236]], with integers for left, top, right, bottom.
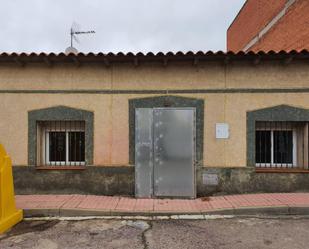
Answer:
[[1, 217, 309, 249]]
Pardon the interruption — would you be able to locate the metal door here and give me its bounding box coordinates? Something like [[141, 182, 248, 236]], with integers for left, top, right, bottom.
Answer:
[[135, 108, 195, 198], [153, 108, 195, 198], [135, 109, 153, 198]]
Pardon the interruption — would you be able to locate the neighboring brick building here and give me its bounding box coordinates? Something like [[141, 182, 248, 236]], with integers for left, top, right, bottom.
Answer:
[[227, 0, 309, 52]]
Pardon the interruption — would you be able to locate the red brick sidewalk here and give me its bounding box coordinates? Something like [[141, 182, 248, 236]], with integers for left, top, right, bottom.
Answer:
[[15, 193, 309, 216]]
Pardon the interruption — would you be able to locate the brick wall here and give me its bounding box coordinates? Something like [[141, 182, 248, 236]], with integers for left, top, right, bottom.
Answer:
[[227, 0, 287, 52], [251, 0, 309, 52]]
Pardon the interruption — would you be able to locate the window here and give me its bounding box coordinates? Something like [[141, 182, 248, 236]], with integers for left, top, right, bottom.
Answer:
[[255, 122, 308, 169], [37, 121, 85, 166]]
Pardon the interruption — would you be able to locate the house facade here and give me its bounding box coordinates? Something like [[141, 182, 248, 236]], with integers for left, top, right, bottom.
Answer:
[[1, 51, 309, 197]]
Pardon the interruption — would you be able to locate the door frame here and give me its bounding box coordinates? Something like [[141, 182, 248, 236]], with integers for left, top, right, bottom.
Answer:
[[129, 96, 204, 166]]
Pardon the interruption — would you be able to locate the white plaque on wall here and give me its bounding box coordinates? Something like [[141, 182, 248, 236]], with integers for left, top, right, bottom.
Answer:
[[216, 123, 229, 139], [203, 173, 219, 186]]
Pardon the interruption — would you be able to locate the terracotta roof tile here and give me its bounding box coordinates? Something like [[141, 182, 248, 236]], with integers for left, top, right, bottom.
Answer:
[[0, 50, 308, 65]]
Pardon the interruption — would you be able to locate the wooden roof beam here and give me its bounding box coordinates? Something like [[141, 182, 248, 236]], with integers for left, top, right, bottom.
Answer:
[[284, 55, 293, 65], [103, 58, 110, 67], [72, 57, 81, 67], [223, 56, 230, 65], [163, 58, 168, 67], [252, 56, 261, 66], [14, 57, 25, 67], [193, 58, 199, 66], [133, 58, 139, 67], [43, 57, 53, 67]]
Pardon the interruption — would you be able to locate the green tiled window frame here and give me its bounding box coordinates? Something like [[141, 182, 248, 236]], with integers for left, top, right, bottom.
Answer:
[[129, 95, 204, 166], [28, 106, 94, 166], [247, 105, 309, 167]]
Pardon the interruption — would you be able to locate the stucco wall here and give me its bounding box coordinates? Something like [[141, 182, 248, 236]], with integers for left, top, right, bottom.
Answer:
[[1, 62, 309, 90], [1, 61, 309, 167]]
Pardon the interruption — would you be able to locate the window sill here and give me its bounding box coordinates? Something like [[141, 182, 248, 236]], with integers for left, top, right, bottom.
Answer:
[[36, 166, 86, 170], [255, 168, 309, 173]]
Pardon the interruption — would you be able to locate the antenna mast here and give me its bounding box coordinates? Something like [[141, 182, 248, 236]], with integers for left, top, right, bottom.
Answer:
[[70, 24, 95, 48]]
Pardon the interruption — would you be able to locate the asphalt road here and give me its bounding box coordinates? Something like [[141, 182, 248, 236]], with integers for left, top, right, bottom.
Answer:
[[1, 217, 309, 249]]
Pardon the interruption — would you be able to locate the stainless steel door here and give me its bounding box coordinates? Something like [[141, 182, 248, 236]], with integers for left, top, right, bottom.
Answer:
[[135, 108, 153, 198], [153, 108, 195, 198], [135, 108, 195, 198]]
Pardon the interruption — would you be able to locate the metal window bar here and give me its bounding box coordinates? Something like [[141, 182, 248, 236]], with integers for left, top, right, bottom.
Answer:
[[255, 121, 308, 170], [267, 121, 270, 168], [37, 121, 86, 167], [74, 121, 77, 166]]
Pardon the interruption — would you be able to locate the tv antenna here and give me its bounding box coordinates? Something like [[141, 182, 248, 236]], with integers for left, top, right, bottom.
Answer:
[[69, 22, 95, 48]]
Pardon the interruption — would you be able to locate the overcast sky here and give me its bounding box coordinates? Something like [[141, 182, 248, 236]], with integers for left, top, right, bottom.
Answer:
[[0, 0, 246, 54]]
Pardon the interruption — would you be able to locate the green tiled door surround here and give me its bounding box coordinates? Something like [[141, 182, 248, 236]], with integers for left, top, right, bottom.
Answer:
[[129, 95, 204, 166], [28, 106, 94, 166]]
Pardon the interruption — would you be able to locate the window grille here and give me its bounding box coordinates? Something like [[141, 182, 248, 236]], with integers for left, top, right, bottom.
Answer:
[[37, 121, 85, 166], [255, 121, 309, 169]]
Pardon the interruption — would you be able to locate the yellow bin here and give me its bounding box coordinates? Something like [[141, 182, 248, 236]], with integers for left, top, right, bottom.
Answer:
[[0, 144, 23, 234]]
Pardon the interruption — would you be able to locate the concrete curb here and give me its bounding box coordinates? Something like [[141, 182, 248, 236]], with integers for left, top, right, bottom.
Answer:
[[22, 206, 309, 218]]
